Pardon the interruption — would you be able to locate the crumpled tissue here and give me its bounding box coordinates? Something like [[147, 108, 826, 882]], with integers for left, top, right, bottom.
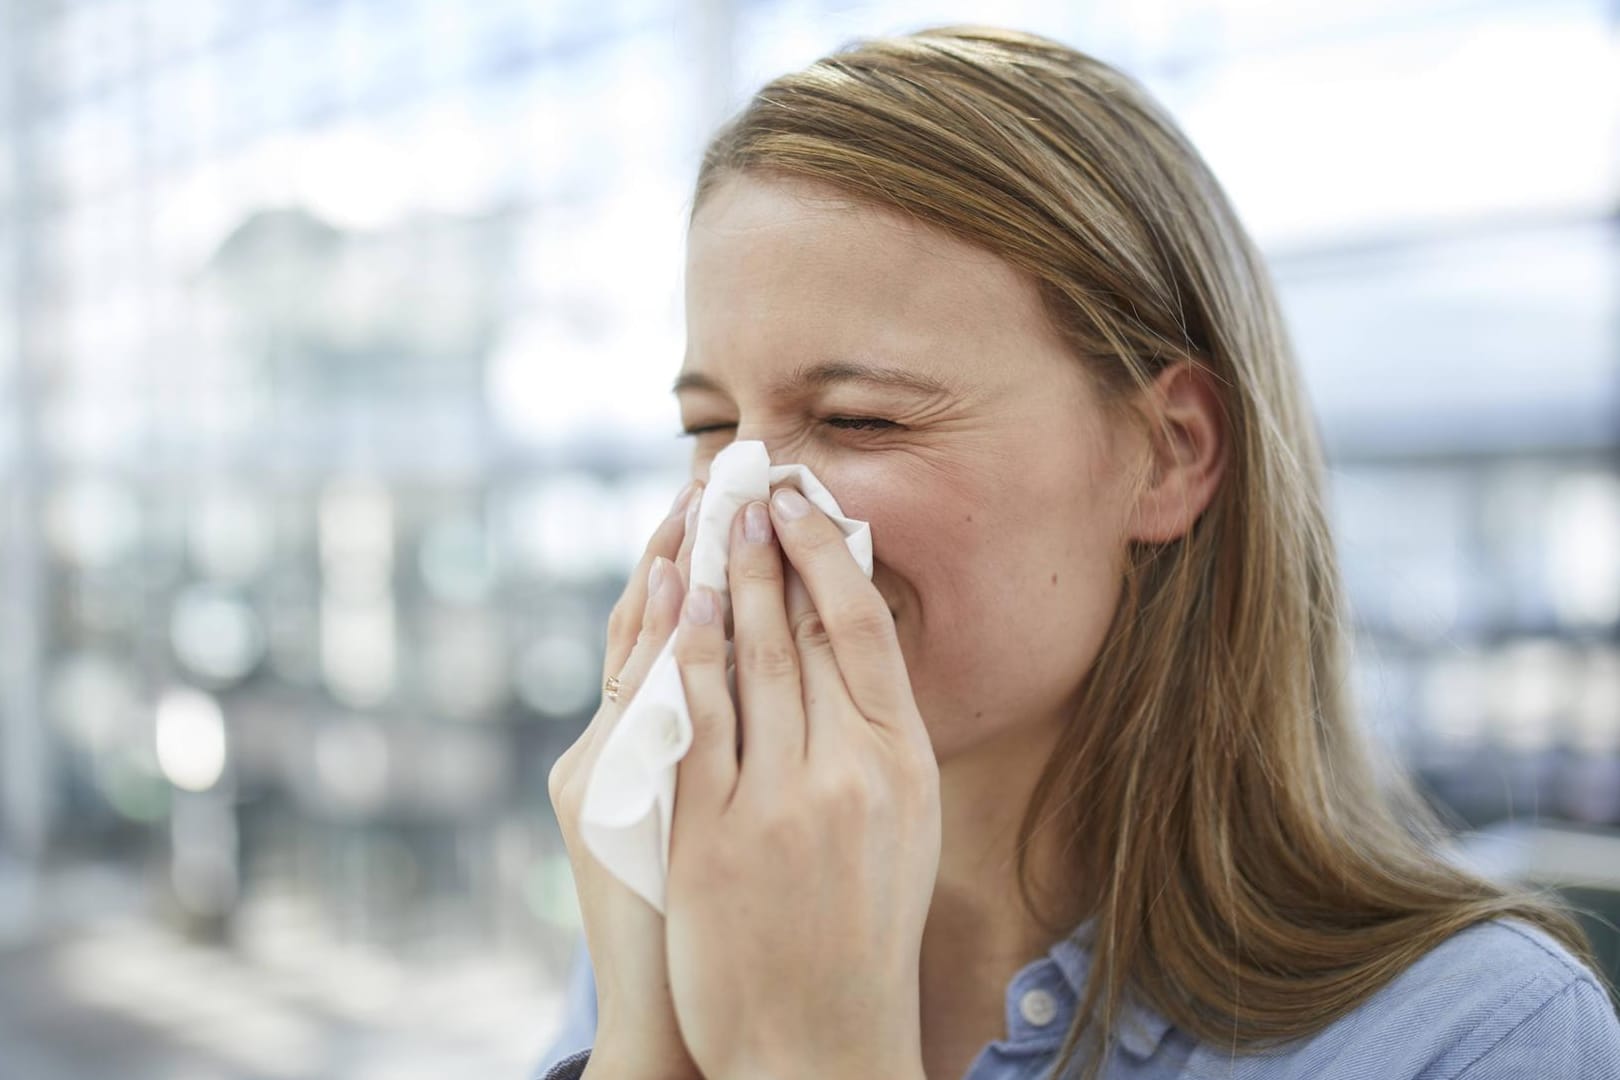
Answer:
[[580, 440, 873, 913]]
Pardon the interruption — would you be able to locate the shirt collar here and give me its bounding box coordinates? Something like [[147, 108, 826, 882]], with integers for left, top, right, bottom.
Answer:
[[1045, 918, 1175, 1061]]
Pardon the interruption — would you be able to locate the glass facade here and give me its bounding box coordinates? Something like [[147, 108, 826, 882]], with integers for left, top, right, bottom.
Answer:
[[1, 0, 1615, 1074]]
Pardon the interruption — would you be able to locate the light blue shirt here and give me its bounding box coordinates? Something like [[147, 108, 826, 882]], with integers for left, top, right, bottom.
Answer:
[[531, 916, 1620, 1078]]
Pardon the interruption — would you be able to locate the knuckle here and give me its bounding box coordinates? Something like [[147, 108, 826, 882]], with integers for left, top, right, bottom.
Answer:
[[673, 623, 717, 665], [834, 599, 894, 643], [672, 627, 696, 664], [792, 609, 831, 650], [813, 769, 869, 811], [800, 523, 843, 554], [633, 618, 664, 651], [687, 700, 728, 740], [545, 757, 564, 805], [757, 808, 811, 850], [605, 600, 637, 645], [733, 556, 780, 585], [741, 638, 798, 680], [691, 845, 742, 888], [547, 754, 579, 824]]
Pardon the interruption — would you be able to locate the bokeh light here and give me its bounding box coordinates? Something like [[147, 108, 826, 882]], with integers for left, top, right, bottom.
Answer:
[[154, 687, 228, 795]]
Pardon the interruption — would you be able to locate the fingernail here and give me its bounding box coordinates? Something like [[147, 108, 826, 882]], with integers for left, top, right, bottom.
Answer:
[[771, 487, 809, 520], [685, 489, 702, 531], [683, 586, 716, 624], [648, 556, 667, 598], [744, 501, 772, 544], [668, 481, 696, 518]]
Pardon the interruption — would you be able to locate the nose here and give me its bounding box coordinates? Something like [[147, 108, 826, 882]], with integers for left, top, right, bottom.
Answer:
[[731, 425, 823, 475]]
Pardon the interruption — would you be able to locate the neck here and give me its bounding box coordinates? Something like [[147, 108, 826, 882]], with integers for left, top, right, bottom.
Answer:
[[918, 716, 1076, 1076]]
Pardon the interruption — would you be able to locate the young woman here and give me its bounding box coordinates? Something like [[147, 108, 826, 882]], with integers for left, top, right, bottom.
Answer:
[[539, 24, 1620, 1080]]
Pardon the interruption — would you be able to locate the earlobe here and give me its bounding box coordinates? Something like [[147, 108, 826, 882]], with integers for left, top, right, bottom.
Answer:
[[1125, 360, 1226, 545]]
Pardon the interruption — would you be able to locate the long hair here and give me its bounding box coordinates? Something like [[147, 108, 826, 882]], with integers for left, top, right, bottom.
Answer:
[[688, 24, 1597, 1079]]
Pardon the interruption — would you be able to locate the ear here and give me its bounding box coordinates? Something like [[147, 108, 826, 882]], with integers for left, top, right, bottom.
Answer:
[[1125, 359, 1227, 544]]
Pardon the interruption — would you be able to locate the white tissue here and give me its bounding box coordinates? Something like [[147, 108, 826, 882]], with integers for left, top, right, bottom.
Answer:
[[580, 440, 873, 913]]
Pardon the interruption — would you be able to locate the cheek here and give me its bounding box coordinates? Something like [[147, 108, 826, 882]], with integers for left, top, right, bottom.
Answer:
[[834, 451, 1112, 605], [832, 462, 1024, 689], [826, 454, 1126, 752], [817, 460, 978, 601]]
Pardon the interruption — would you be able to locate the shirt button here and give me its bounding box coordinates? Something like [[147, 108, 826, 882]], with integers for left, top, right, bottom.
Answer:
[[1018, 987, 1058, 1027]]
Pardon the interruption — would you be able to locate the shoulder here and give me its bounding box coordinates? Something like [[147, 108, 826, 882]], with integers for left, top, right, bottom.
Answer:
[[1385, 916, 1599, 1001], [1180, 917, 1620, 1080]]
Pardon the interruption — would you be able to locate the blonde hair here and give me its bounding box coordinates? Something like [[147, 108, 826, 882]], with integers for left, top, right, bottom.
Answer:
[[689, 24, 1599, 1079]]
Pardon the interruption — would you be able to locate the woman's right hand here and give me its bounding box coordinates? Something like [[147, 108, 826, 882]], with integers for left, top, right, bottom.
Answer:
[[548, 480, 705, 1080]]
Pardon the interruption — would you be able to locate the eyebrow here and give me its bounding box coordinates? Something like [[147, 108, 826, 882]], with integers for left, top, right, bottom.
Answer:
[[671, 359, 955, 399]]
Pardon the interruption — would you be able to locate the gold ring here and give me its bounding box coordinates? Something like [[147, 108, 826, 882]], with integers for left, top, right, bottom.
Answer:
[[603, 674, 622, 703]]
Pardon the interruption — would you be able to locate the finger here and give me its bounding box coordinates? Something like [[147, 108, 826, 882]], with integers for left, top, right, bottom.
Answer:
[[728, 501, 807, 792], [769, 485, 909, 724], [783, 562, 857, 753], [603, 481, 697, 678], [673, 481, 704, 589], [673, 584, 739, 819], [676, 481, 735, 637], [581, 554, 687, 751]]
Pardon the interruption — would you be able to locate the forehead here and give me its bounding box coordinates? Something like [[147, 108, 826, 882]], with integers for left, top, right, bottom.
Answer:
[[683, 174, 1058, 392]]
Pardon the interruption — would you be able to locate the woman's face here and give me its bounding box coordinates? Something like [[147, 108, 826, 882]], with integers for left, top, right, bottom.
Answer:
[[680, 173, 1145, 765]]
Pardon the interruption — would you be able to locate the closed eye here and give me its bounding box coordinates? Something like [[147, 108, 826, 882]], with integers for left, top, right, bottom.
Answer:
[[825, 417, 899, 431], [679, 418, 900, 437]]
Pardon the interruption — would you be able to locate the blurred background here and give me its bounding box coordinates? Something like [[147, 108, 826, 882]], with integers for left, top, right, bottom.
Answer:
[[0, 0, 1616, 1076]]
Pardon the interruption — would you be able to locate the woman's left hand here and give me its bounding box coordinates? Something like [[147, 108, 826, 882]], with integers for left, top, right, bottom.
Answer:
[[664, 486, 941, 1080]]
